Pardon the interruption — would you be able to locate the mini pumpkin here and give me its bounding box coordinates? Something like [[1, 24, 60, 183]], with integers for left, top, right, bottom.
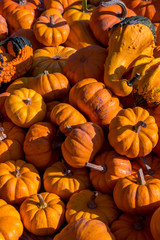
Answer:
[[0, 159, 41, 204], [54, 218, 116, 240], [0, 92, 10, 121], [150, 206, 160, 240], [20, 192, 65, 236], [0, 199, 23, 240], [33, 14, 70, 46], [108, 106, 158, 158], [43, 159, 91, 202], [0, 14, 8, 41]]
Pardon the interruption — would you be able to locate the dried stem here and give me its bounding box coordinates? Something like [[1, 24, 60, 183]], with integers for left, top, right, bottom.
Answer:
[[37, 194, 47, 209], [87, 191, 98, 209], [100, 0, 127, 19], [132, 121, 147, 133], [85, 162, 107, 173], [137, 168, 146, 185], [141, 156, 154, 175]]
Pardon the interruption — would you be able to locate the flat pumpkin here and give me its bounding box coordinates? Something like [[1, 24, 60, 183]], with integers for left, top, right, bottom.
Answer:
[[108, 106, 158, 158], [0, 159, 41, 204]]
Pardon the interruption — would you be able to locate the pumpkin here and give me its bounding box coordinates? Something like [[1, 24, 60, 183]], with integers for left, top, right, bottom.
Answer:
[[69, 78, 122, 126], [6, 76, 32, 93], [0, 92, 10, 121], [154, 22, 160, 46], [61, 122, 104, 168], [6, 8, 35, 34], [43, 0, 64, 13], [64, 20, 100, 49], [0, 121, 25, 162], [45, 100, 60, 121], [0, 45, 6, 53], [23, 121, 62, 169], [65, 189, 119, 225], [43, 159, 91, 201], [89, 0, 136, 47], [0, 159, 41, 204], [131, 154, 160, 178], [113, 168, 160, 215], [104, 16, 156, 97], [44, 0, 81, 11], [41, 7, 63, 16], [28, 71, 70, 102], [53, 218, 116, 240], [63, 0, 96, 26], [108, 106, 159, 158], [0, 15, 8, 41], [89, 150, 132, 194], [5, 88, 46, 128], [0, 36, 33, 84], [0, 199, 23, 240], [33, 14, 70, 46], [20, 192, 65, 236], [50, 102, 87, 135], [11, 28, 44, 51], [111, 213, 153, 240], [150, 206, 160, 240], [131, 56, 160, 107], [28, 45, 76, 76], [63, 45, 108, 85], [153, 45, 160, 58], [122, 0, 160, 23], [0, 0, 42, 19]]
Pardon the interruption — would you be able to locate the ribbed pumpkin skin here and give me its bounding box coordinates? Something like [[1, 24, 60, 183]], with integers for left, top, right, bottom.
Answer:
[[50, 102, 87, 135], [108, 107, 158, 158], [29, 45, 76, 76], [63, 45, 108, 84], [0, 121, 25, 162], [6, 76, 32, 93], [33, 14, 70, 46], [113, 173, 160, 215], [54, 218, 116, 240], [28, 72, 70, 102], [61, 122, 105, 168], [0, 159, 41, 204], [0, 92, 10, 121], [0, 199, 23, 240], [111, 213, 154, 240], [69, 78, 122, 126], [89, 150, 132, 194], [5, 88, 46, 128], [23, 122, 60, 169], [0, 14, 8, 41], [43, 161, 91, 202], [65, 189, 119, 225], [20, 192, 65, 236], [150, 207, 160, 240]]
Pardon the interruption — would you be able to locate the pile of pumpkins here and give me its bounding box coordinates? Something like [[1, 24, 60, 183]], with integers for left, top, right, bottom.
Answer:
[[1, 0, 160, 239]]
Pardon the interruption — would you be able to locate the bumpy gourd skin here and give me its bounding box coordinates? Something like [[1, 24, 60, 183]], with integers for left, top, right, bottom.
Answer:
[[0, 36, 33, 84], [104, 16, 156, 97]]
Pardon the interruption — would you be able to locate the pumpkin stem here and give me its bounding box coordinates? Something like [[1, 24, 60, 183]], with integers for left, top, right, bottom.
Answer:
[[100, 0, 127, 19], [0, 127, 7, 141], [52, 55, 61, 60], [18, 0, 27, 5], [65, 125, 73, 133], [85, 162, 107, 173], [13, 168, 21, 177], [23, 98, 31, 105], [37, 194, 47, 209], [127, 73, 141, 87], [141, 156, 154, 175], [82, 0, 89, 12], [61, 158, 73, 177], [132, 121, 147, 133], [44, 70, 49, 75], [87, 191, 98, 209], [137, 168, 146, 185], [133, 216, 146, 230], [49, 15, 55, 27]]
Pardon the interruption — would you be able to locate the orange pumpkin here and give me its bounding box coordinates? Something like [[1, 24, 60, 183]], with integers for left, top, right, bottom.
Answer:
[[20, 192, 65, 236], [28, 45, 76, 76], [150, 206, 160, 240], [61, 122, 104, 168], [50, 102, 87, 135], [45, 100, 60, 121], [54, 218, 116, 240], [0, 14, 8, 41], [6, 76, 32, 93], [43, 159, 91, 201], [0, 159, 41, 204], [0, 92, 10, 121], [33, 14, 70, 46], [23, 121, 62, 169], [44, 0, 81, 11], [108, 107, 159, 158], [63, 45, 108, 84], [111, 214, 153, 240], [28, 71, 70, 102], [41, 7, 63, 16], [65, 189, 119, 225], [5, 88, 46, 128], [43, 0, 64, 13], [69, 78, 122, 126], [0, 121, 25, 162], [0, 199, 23, 240]]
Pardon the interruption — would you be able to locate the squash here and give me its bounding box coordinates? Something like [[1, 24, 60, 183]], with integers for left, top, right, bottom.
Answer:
[[150, 206, 160, 240], [104, 16, 156, 96], [0, 15, 8, 41], [0, 92, 10, 121]]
